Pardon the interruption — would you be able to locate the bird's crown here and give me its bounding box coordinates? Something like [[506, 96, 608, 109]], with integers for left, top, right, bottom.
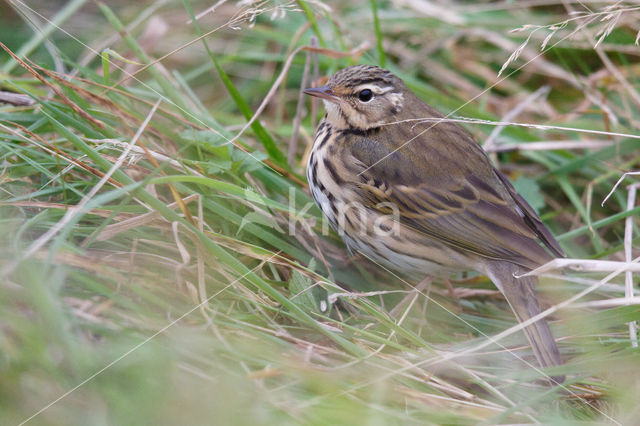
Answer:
[[327, 65, 399, 90]]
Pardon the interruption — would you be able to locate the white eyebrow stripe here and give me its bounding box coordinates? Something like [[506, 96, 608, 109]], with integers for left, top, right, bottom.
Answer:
[[353, 84, 395, 94]]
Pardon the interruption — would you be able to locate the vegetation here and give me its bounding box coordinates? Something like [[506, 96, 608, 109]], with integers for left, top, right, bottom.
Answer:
[[1, 0, 639, 424]]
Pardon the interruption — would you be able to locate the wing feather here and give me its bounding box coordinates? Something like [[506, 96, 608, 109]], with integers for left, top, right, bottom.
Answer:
[[347, 121, 564, 269]]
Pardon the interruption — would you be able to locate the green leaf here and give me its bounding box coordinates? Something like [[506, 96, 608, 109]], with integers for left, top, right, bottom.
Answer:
[[512, 176, 545, 213], [237, 211, 281, 235], [370, 0, 386, 67], [288, 260, 330, 315], [234, 149, 268, 173], [204, 159, 232, 174], [179, 0, 288, 168], [181, 129, 229, 148], [101, 50, 110, 85], [296, 0, 326, 47], [211, 57, 287, 167]]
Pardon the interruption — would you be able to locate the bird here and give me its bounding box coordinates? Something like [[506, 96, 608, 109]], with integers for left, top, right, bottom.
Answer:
[[303, 64, 565, 382]]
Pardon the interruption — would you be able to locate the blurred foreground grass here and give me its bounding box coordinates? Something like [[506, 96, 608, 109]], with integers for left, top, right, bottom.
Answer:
[[1, 0, 640, 424]]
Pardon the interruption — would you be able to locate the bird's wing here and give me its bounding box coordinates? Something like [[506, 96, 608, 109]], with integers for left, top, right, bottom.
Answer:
[[492, 169, 565, 258], [347, 121, 563, 269]]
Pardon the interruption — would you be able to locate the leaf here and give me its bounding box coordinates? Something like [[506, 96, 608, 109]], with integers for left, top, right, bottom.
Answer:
[[237, 211, 278, 235], [101, 48, 145, 66], [204, 159, 232, 174], [288, 259, 330, 315], [210, 56, 287, 167], [181, 129, 228, 148], [235, 150, 268, 173], [513, 176, 545, 213], [180, 129, 231, 162], [101, 50, 110, 85]]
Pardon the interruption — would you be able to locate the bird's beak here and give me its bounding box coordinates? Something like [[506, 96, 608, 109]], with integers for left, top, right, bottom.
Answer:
[[303, 85, 339, 103]]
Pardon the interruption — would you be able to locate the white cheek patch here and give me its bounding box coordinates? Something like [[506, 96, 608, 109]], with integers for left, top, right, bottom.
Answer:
[[388, 92, 404, 112]]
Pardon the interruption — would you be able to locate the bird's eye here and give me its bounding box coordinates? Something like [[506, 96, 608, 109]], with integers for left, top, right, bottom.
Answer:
[[358, 89, 373, 102]]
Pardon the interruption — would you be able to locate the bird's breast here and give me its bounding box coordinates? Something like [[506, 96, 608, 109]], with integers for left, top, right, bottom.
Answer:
[[306, 120, 469, 276], [307, 120, 351, 228]]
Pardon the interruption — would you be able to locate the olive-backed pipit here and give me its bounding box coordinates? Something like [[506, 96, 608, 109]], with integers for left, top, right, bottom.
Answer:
[[304, 65, 564, 382]]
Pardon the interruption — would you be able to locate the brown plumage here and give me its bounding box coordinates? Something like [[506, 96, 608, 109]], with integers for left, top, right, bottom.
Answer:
[[305, 65, 564, 382]]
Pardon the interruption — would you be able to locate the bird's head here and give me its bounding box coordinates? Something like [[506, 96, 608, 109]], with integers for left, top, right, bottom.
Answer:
[[304, 65, 407, 131]]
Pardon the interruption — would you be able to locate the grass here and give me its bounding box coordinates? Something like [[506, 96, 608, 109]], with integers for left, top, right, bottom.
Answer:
[[1, 0, 639, 424]]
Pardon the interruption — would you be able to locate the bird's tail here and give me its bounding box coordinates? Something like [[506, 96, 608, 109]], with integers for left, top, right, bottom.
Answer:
[[485, 261, 564, 384]]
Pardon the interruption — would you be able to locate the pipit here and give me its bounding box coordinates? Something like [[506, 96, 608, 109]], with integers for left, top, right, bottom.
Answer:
[[304, 65, 564, 382]]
